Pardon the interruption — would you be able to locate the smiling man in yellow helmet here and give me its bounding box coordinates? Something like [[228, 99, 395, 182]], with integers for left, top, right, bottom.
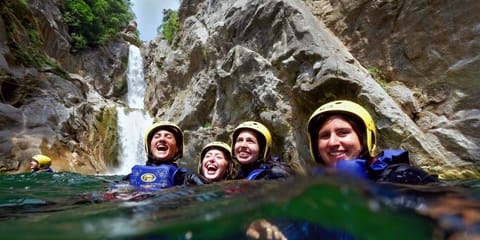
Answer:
[[123, 121, 203, 191], [31, 154, 55, 173]]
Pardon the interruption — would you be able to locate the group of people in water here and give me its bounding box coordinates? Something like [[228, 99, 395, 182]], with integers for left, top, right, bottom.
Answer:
[[124, 119, 295, 191], [30, 100, 439, 187], [28, 100, 443, 239], [120, 100, 438, 192]]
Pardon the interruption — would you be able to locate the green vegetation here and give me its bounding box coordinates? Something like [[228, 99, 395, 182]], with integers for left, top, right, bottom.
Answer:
[[96, 106, 118, 167], [368, 67, 387, 89], [61, 0, 134, 52], [1, 0, 54, 68], [157, 9, 179, 45]]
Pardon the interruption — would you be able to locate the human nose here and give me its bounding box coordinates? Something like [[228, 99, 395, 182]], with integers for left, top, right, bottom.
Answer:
[[327, 134, 340, 145], [238, 139, 248, 148], [157, 134, 167, 142], [205, 155, 215, 162]]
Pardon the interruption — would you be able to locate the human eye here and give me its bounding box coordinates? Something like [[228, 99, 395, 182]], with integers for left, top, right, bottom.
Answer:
[[317, 131, 330, 139], [338, 128, 352, 136]]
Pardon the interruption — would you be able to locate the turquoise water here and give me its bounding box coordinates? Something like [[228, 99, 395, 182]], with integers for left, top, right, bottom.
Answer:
[[0, 172, 479, 239]]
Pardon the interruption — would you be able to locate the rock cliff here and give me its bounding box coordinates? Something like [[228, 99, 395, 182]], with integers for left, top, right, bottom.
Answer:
[[143, 0, 479, 178], [0, 0, 133, 173], [0, 0, 478, 178]]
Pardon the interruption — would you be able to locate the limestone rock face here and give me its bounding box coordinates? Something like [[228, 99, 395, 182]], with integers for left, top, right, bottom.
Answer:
[[0, 0, 477, 177], [143, 0, 479, 177], [304, 0, 480, 175], [0, 0, 135, 173]]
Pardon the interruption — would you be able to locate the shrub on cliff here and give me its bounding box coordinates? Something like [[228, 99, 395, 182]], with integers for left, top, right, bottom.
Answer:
[[61, 0, 134, 52], [157, 9, 179, 45]]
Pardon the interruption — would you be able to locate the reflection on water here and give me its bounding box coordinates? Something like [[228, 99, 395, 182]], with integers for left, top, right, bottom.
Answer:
[[0, 172, 479, 239]]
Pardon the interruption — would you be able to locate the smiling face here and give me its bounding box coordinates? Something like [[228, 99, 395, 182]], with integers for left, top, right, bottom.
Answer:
[[234, 130, 261, 165], [317, 115, 363, 166], [149, 129, 179, 163], [201, 148, 230, 181]]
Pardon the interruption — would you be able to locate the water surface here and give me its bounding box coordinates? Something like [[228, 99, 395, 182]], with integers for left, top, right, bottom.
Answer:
[[1, 172, 478, 239]]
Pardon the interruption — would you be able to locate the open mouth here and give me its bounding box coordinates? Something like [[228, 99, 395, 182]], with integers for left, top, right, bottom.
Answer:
[[206, 164, 218, 173], [156, 144, 168, 151], [237, 150, 250, 158]]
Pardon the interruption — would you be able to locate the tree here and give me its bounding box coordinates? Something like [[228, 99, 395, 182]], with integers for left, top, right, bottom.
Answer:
[[157, 9, 179, 45], [62, 0, 134, 52]]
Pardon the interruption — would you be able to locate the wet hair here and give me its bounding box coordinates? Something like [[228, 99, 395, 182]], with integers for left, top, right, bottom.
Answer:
[[253, 131, 267, 161]]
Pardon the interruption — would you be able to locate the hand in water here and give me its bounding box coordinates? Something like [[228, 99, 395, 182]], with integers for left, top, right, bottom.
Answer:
[[246, 219, 287, 240]]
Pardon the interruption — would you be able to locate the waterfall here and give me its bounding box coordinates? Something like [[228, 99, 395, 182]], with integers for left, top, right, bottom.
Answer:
[[111, 45, 153, 175]]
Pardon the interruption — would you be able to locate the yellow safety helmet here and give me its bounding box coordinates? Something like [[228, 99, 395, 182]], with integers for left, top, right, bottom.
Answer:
[[197, 141, 233, 177], [144, 121, 184, 161], [32, 154, 52, 169], [307, 100, 377, 164], [231, 121, 272, 162]]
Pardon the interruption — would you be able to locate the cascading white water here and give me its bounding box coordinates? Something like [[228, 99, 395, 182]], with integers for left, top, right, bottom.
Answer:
[[126, 45, 146, 109], [111, 45, 153, 175]]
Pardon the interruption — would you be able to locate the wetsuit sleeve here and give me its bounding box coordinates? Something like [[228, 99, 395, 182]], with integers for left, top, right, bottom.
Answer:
[[368, 150, 439, 184], [185, 173, 207, 185], [269, 165, 293, 179], [173, 168, 188, 185], [267, 161, 295, 180], [375, 163, 439, 184]]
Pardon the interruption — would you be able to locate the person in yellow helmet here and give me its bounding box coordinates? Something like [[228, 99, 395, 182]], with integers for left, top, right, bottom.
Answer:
[[30, 154, 54, 173], [307, 100, 438, 184], [123, 121, 202, 191], [246, 100, 440, 240], [195, 141, 234, 183], [231, 121, 294, 180]]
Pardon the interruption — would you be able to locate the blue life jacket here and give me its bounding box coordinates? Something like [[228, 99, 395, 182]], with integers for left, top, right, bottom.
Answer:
[[238, 156, 293, 180], [33, 168, 54, 173], [245, 164, 268, 180], [129, 164, 186, 191], [336, 159, 368, 179], [369, 149, 409, 172], [336, 150, 408, 180]]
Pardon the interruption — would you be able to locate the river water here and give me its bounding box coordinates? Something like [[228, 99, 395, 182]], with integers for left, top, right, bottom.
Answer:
[[0, 172, 479, 239]]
